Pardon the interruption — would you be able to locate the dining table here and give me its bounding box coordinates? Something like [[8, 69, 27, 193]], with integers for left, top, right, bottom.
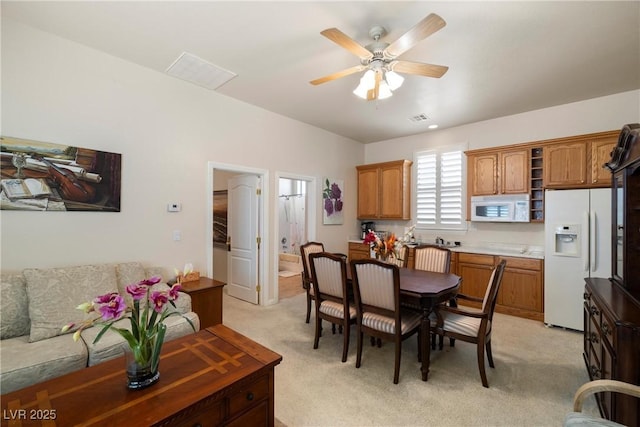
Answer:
[[398, 268, 461, 381], [347, 266, 462, 381]]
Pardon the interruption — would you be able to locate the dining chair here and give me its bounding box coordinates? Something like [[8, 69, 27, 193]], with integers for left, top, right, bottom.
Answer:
[[309, 252, 356, 362], [413, 244, 451, 272], [408, 244, 452, 348], [300, 241, 325, 323], [350, 258, 422, 384], [432, 259, 506, 388]]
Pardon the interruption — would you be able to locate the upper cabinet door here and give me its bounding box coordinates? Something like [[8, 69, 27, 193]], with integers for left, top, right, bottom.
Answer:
[[357, 160, 412, 220], [591, 138, 617, 186], [356, 166, 379, 219], [379, 163, 404, 218], [501, 149, 529, 194], [469, 153, 498, 196], [543, 142, 588, 187]]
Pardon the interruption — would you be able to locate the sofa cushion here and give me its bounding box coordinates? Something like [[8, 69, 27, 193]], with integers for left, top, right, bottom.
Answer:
[[0, 333, 88, 394], [82, 311, 200, 366], [0, 273, 30, 339], [23, 264, 118, 343], [115, 262, 147, 306]]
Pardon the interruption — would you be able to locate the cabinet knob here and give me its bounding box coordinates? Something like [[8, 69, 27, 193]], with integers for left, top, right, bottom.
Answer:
[[246, 392, 254, 401]]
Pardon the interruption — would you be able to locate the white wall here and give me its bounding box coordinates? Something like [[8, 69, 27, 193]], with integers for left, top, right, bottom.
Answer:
[[0, 21, 364, 281], [364, 90, 640, 246], [2, 19, 638, 281]]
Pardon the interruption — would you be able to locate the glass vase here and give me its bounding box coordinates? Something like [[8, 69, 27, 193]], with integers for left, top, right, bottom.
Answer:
[[123, 343, 160, 390]]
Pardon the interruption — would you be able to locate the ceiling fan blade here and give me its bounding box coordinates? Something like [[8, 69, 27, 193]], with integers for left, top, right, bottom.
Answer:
[[367, 71, 382, 101], [320, 28, 374, 60], [384, 13, 446, 58], [310, 65, 366, 85], [390, 60, 449, 78]]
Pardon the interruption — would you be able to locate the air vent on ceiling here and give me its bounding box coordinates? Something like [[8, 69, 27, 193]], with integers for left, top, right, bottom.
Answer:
[[408, 114, 430, 123], [166, 52, 237, 90]]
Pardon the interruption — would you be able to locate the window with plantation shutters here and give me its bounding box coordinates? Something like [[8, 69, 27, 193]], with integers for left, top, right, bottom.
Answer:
[[415, 145, 465, 230]]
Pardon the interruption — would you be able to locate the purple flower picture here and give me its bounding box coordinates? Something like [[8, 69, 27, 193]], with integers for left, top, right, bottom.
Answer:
[[322, 178, 344, 225]]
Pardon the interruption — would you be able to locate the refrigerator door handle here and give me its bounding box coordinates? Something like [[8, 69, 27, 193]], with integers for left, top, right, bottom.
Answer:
[[583, 211, 590, 272], [590, 210, 597, 273]]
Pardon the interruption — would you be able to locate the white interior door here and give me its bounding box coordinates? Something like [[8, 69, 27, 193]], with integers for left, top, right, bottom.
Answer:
[[227, 174, 260, 304]]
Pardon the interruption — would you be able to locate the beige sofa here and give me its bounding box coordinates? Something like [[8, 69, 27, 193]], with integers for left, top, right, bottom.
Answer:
[[0, 262, 200, 394]]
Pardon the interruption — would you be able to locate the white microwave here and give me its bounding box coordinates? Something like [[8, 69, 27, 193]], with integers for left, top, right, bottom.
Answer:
[[470, 194, 530, 223]]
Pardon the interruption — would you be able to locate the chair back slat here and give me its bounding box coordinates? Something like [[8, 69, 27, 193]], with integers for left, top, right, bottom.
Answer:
[[300, 242, 324, 281], [353, 262, 396, 311], [414, 245, 450, 273], [312, 255, 344, 298]]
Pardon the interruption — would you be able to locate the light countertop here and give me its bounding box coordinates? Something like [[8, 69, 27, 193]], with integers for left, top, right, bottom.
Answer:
[[349, 240, 544, 259]]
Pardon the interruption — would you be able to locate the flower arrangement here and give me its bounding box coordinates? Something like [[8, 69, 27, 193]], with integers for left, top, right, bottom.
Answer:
[[363, 225, 416, 262], [364, 231, 402, 261], [62, 275, 195, 382]]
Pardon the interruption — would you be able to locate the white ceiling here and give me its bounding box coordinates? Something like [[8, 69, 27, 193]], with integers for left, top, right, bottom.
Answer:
[[3, 1, 639, 143]]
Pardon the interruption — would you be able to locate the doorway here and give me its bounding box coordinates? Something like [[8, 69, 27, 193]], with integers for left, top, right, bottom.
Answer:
[[275, 173, 317, 301], [208, 163, 269, 305]]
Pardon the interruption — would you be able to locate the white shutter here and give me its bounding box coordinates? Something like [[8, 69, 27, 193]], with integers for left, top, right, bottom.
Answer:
[[415, 145, 465, 230]]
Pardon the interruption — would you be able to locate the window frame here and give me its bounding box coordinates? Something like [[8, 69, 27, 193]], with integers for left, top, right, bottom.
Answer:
[[413, 143, 467, 231]]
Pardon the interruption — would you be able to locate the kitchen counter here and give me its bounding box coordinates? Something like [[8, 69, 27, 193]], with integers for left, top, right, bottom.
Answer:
[[348, 240, 544, 259]]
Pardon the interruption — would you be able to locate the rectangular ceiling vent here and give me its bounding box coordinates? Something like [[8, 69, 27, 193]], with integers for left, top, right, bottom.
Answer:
[[166, 52, 237, 91], [408, 114, 430, 123]]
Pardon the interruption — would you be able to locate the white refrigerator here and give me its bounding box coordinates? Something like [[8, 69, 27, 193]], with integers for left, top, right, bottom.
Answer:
[[544, 188, 611, 331]]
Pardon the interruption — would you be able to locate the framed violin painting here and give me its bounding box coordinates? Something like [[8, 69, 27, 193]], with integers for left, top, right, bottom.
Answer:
[[0, 136, 121, 212]]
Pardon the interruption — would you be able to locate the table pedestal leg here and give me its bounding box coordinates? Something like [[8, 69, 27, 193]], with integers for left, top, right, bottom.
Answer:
[[420, 308, 430, 381]]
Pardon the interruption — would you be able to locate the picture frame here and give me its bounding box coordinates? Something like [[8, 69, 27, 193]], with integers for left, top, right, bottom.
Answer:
[[322, 177, 344, 225], [213, 190, 228, 248], [0, 136, 121, 212]]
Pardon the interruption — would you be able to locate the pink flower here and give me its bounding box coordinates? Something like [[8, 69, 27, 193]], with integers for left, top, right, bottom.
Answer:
[[139, 276, 162, 286], [96, 293, 126, 321], [150, 291, 168, 313], [126, 284, 147, 301], [168, 283, 181, 300]]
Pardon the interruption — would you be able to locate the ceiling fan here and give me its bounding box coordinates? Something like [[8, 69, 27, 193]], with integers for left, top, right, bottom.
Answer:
[[310, 13, 449, 101]]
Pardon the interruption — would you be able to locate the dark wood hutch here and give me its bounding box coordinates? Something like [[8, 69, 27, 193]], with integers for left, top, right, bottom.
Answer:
[[583, 123, 640, 426]]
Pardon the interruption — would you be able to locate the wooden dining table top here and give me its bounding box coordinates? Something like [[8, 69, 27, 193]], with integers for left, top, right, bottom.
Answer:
[[345, 265, 461, 299]]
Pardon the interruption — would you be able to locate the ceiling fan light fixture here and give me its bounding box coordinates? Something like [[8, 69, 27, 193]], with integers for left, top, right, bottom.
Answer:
[[385, 70, 404, 91], [353, 70, 376, 99], [378, 80, 393, 99]]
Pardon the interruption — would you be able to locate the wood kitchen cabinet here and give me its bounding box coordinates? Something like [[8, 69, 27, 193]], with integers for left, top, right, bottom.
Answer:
[[348, 241, 371, 261], [467, 148, 529, 196], [496, 256, 544, 321], [356, 160, 412, 220], [457, 253, 495, 298], [543, 131, 617, 189], [456, 252, 544, 321]]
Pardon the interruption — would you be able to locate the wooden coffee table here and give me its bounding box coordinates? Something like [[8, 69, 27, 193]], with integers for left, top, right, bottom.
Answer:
[[1, 325, 282, 426]]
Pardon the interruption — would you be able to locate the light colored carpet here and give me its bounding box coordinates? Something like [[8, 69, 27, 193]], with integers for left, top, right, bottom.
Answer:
[[222, 292, 600, 427]]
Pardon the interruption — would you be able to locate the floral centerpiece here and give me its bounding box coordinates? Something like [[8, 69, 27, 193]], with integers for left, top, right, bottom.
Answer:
[[364, 231, 402, 262], [62, 270, 195, 389], [363, 225, 416, 263]]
